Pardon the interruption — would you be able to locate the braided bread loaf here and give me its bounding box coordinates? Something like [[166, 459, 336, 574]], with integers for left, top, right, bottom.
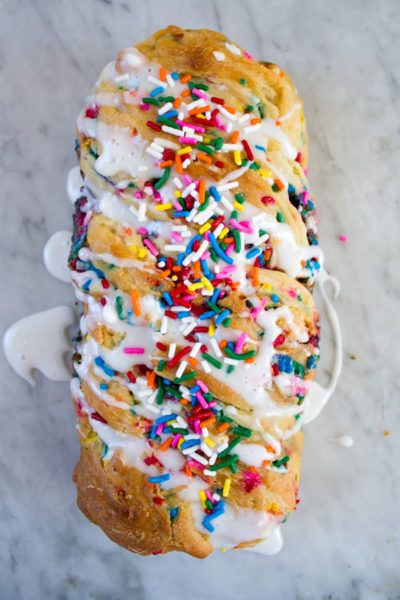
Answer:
[[69, 26, 323, 557]]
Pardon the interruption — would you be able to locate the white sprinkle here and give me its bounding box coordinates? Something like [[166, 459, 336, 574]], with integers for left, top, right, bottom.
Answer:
[[114, 73, 130, 83], [202, 428, 209, 438], [166, 74, 175, 87], [213, 493, 221, 501], [201, 443, 213, 458], [182, 182, 196, 198], [160, 316, 168, 334], [176, 416, 187, 428], [146, 404, 160, 414], [191, 240, 209, 262], [178, 111, 185, 121], [244, 124, 261, 133], [208, 453, 217, 466], [147, 75, 167, 88], [190, 342, 202, 358], [210, 339, 222, 358], [203, 469, 216, 477], [172, 225, 187, 231], [168, 343, 176, 359], [201, 360, 211, 374], [182, 252, 195, 266], [186, 98, 205, 111], [151, 142, 164, 153], [161, 125, 183, 137], [217, 442, 229, 453], [173, 177, 183, 189], [255, 234, 269, 247], [190, 452, 208, 466], [217, 181, 239, 192], [158, 102, 173, 115], [186, 208, 198, 222], [182, 321, 197, 336], [138, 203, 147, 222], [213, 51, 226, 62], [146, 147, 163, 160], [213, 223, 225, 238], [224, 357, 238, 366], [176, 361, 187, 379], [182, 445, 200, 455], [154, 137, 179, 150], [158, 260, 166, 268], [220, 196, 234, 211], [219, 106, 238, 121], [165, 244, 187, 252], [225, 42, 241, 56], [238, 113, 250, 124], [182, 158, 191, 169]]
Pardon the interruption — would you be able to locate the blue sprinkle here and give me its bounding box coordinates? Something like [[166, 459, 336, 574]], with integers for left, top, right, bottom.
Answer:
[[202, 517, 215, 532], [155, 413, 177, 424], [186, 234, 202, 255], [177, 311, 190, 319], [82, 278, 92, 291], [149, 425, 158, 439], [88, 262, 105, 278], [180, 439, 200, 450], [209, 233, 234, 265], [306, 356, 317, 369], [162, 110, 178, 119], [246, 247, 261, 259], [94, 356, 114, 377], [209, 186, 221, 201], [148, 473, 171, 484], [172, 210, 190, 217], [288, 184, 296, 194], [163, 292, 173, 306], [200, 259, 210, 276], [208, 507, 225, 521], [309, 200, 315, 209], [271, 293, 280, 302], [277, 354, 294, 374], [101, 443, 108, 459], [99, 383, 108, 390], [171, 72, 179, 80], [255, 144, 266, 152], [177, 252, 185, 266], [215, 309, 231, 325], [169, 507, 179, 521], [199, 310, 215, 321], [211, 289, 220, 303], [189, 385, 200, 394], [150, 86, 164, 97]]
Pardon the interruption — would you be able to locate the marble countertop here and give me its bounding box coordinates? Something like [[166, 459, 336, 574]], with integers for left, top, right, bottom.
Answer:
[[1, 1, 399, 598]]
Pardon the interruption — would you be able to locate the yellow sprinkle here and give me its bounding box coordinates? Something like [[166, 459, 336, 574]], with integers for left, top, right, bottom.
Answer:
[[197, 114, 206, 120], [188, 282, 203, 291], [218, 227, 229, 239], [155, 203, 172, 211], [223, 478, 231, 497], [233, 201, 244, 212], [259, 169, 272, 178], [233, 150, 242, 166], [172, 275, 178, 281], [178, 146, 192, 155], [203, 136, 210, 143], [128, 244, 137, 254], [293, 166, 300, 176], [208, 323, 215, 337], [220, 548, 227, 553], [199, 490, 207, 508], [201, 277, 214, 292], [205, 437, 216, 447], [174, 190, 181, 198], [137, 248, 147, 259], [262, 282, 272, 291], [199, 222, 211, 235]]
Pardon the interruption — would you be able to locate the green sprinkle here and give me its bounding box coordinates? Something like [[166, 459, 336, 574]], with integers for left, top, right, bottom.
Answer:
[[240, 78, 247, 85], [249, 161, 260, 170], [231, 210, 238, 220], [293, 361, 305, 378], [88, 146, 99, 159], [205, 499, 214, 511], [157, 359, 166, 371], [156, 385, 164, 405], [272, 455, 290, 468], [218, 436, 242, 458], [202, 353, 223, 369], [207, 301, 221, 314], [198, 192, 210, 212], [158, 96, 175, 103], [209, 454, 239, 472], [257, 101, 265, 118], [218, 413, 233, 423], [224, 347, 257, 361], [212, 137, 224, 150], [234, 192, 246, 204], [227, 364, 235, 374], [245, 104, 254, 113], [157, 116, 181, 129], [189, 81, 209, 91], [115, 296, 124, 320], [272, 183, 280, 192], [196, 143, 215, 155], [223, 318, 232, 327], [232, 425, 252, 438], [173, 371, 196, 383], [232, 229, 241, 252], [276, 211, 285, 223], [154, 167, 170, 190], [170, 427, 189, 435], [142, 97, 161, 106], [209, 248, 218, 263]]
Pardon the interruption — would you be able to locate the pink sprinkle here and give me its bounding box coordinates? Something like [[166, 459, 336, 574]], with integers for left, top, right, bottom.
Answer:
[[171, 434, 181, 448], [205, 489, 216, 503], [235, 333, 247, 354], [172, 199, 182, 210], [139, 103, 150, 111], [182, 174, 192, 186], [179, 136, 198, 144], [300, 190, 309, 205], [287, 288, 298, 299], [143, 239, 159, 256], [155, 424, 164, 436], [138, 227, 148, 235], [201, 250, 211, 260], [196, 392, 208, 408], [338, 234, 348, 242], [171, 231, 183, 242], [194, 420, 201, 435], [244, 51, 254, 60], [175, 120, 205, 133], [192, 88, 209, 100], [196, 379, 209, 393], [208, 401, 217, 408], [250, 297, 267, 320], [135, 191, 144, 199], [123, 347, 145, 354], [186, 459, 204, 470], [230, 218, 253, 233]]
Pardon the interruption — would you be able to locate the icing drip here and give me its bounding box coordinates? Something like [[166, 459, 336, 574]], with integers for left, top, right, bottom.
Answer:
[[43, 230, 72, 283], [3, 307, 75, 384]]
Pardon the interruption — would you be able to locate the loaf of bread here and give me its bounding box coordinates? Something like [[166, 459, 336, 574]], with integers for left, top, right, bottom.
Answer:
[[69, 25, 322, 557]]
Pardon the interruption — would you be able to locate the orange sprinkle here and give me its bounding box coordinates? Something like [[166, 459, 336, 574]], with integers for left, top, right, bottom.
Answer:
[[147, 370, 156, 389], [160, 269, 171, 278], [180, 398, 190, 405], [250, 117, 261, 125], [172, 265, 182, 272], [224, 105, 236, 114], [197, 152, 212, 164], [188, 356, 199, 367], [185, 464, 192, 477], [274, 178, 285, 191], [130, 128, 138, 137], [175, 153, 183, 174], [180, 73, 191, 84], [200, 417, 216, 429], [193, 261, 201, 279], [159, 66, 167, 82], [262, 460, 271, 467], [248, 466, 258, 473], [122, 226, 133, 236], [173, 97, 182, 108], [275, 119, 282, 126], [217, 422, 230, 433], [189, 105, 210, 116], [181, 88, 191, 97], [198, 179, 206, 204], [219, 340, 227, 349], [230, 281, 240, 291], [223, 236, 234, 244], [159, 160, 173, 168], [252, 266, 260, 287], [230, 130, 240, 143], [159, 437, 172, 451], [130, 289, 141, 316]]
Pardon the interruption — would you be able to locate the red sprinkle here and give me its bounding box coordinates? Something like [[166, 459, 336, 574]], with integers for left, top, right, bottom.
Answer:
[[295, 152, 303, 163], [242, 139, 254, 161], [273, 334, 286, 348], [168, 345, 191, 368], [127, 370, 136, 384], [147, 120, 162, 132], [165, 310, 178, 320], [211, 96, 225, 105], [214, 160, 225, 168], [101, 279, 110, 289], [91, 412, 107, 424], [152, 497, 164, 505], [85, 105, 99, 119], [261, 196, 275, 205], [272, 363, 280, 376], [156, 342, 167, 351]]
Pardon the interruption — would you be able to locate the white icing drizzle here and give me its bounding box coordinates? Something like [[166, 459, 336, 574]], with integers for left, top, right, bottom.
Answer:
[[43, 230, 72, 283], [3, 306, 75, 385], [67, 165, 84, 203], [301, 268, 342, 424]]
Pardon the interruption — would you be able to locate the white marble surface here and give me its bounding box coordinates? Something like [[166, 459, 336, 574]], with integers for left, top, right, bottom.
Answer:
[[1, 1, 399, 598]]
